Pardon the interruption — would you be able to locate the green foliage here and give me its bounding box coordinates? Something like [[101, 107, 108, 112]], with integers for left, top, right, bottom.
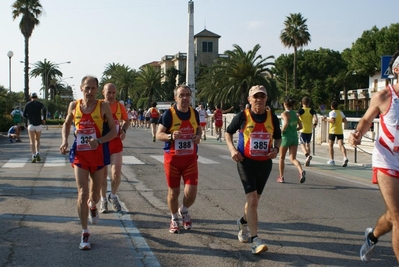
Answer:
[[273, 48, 369, 109], [349, 23, 399, 75], [30, 59, 64, 100], [280, 13, 311, 89], [134, 65, 163, 108], [12, 0, 44, 103], [197, 44, 276, 108]]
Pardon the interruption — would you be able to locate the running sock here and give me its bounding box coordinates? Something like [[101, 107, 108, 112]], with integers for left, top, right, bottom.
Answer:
[[82, 229, 89, 234], [88, 200, 96, 209], [110, 193, 116, 199], [250, 235, 258, 243], [368, 232, 378, 244], [171, 213, 179, 220], [101, 197, 107, 202], [240, 217, 247, 225], [179, 205, 188, 213]]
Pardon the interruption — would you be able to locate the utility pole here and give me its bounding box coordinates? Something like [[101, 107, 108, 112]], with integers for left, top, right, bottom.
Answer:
[[186, 1, 195, 107]]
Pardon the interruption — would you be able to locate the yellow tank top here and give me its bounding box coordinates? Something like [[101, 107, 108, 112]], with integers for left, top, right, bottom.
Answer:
[[329, 110, 343, 135], [299, 107, 313, 134]]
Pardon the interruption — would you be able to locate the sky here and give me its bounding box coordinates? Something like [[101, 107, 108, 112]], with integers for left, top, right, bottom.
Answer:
[[0, 0, 397, 100]]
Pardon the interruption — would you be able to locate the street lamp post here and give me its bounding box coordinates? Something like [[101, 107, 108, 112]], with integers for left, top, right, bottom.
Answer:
[[7, 51, 14, 93], [46, 61, 71, 100]]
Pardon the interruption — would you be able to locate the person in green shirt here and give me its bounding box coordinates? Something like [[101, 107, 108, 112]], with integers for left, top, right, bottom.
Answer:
[[277, 97, 306, 183]]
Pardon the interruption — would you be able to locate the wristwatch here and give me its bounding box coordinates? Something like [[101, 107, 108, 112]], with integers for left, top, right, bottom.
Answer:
[[97, 139, 102, 145], [168, 134, 173, 141]]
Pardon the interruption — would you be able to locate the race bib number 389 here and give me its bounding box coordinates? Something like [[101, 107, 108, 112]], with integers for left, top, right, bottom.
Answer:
[[249, 132, 271, 156], [76, 128, 97, 151]]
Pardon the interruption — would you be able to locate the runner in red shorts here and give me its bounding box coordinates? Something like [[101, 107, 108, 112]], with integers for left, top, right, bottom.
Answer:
[[156, 85, 202, 234], [60, 76, 116, 250], [212, 105, 234, 142], [99, 83, 129, 213]]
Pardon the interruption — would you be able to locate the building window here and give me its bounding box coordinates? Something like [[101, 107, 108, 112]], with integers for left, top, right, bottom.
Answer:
[[202, 42, 213, 53]]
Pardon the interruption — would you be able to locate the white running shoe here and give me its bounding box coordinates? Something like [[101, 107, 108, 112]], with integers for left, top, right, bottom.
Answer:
[[251, 237, 268, 255], [79, 232, 91, 250], [178, 207, 192, 230], [360, 228, 375, 262], [237, 219, 249, 243]]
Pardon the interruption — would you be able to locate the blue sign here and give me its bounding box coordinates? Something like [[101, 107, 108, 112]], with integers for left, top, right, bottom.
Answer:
[[381, 55, 392, 79]]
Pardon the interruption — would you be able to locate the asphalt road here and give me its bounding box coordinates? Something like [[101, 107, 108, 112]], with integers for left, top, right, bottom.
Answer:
[[0, 126, 397, 267]]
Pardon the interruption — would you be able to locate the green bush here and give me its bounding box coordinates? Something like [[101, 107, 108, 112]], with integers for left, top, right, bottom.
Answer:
[[0, 116, 13, 132], [46, 119, 65, 125]]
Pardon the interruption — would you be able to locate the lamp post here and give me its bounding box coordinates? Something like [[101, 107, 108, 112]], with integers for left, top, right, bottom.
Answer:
[[7, 51, 14, 93], [46, 61, 71, 100]]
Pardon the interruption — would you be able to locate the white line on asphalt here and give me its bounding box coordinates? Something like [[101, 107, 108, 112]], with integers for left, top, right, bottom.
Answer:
[[219, 155, 231, 160], [2, 158, 28, 168], [44, 157, 67, 167], [123, 156, 145, 165], [150, 155, 164, 164], [198, 156, 219, 164], [113, 193, 162, 266]]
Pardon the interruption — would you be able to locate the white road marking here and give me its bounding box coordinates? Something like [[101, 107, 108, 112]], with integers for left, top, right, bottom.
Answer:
[[44, 157, 67, 167], [123, 156, 145, 165], [150, 155, 164, 164], [2, 158, 28, 168], [198, 156, 219, 164]]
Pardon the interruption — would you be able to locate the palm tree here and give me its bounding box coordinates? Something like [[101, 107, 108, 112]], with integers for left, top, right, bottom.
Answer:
[[280, 13, 311, 90], [197, 44, 276, 108], [134, 65, 162, 108], [12, 0, 44, 102], [29, 59, 63, 100], [101, 63, 136, 101]]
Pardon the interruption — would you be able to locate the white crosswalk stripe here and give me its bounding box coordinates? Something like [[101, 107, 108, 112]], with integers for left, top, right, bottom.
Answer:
[[150, 155, 164, 164], [198, 156, 219, 164], [123, 156, 145, 165], [2, 158, 29, 168], [44, 157, 67, 167], [1, 155, 227, 168]]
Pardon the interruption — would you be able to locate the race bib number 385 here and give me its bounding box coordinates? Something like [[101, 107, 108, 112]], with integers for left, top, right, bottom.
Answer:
[[76, 128, 97, 151], [249, 132, 271, 156]]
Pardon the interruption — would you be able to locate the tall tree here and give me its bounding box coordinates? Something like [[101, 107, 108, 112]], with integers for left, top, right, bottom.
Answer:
[[101, 63, 136, 101], [280, 13, 311, 90], [29, 59, 63, 100], [12, 0, 44, 103], [197, 44, 276, 108], [134, 65, 162, 108], [349, 23, 399, 76]]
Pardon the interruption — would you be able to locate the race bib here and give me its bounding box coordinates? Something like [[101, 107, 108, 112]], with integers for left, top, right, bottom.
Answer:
[[76, 128, 97, 151], [249, 132, 271, 156], [114, 119, 120, 134], [174, 133, 194, 156]]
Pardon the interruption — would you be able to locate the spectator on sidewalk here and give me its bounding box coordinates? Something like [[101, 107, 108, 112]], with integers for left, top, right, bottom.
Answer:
[[322, 100, 348, 167], [348, 50, 399, 263], [297, 96, 318, 166], [10, 106, 23, 126], [7, 125, 22, 143]]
